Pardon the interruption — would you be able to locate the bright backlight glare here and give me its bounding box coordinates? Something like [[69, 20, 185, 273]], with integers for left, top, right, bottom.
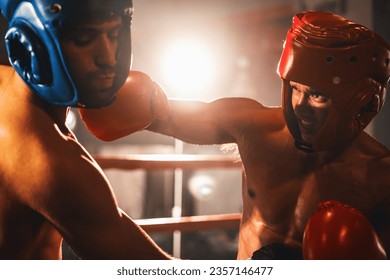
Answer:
[[161, 39, 216, 98]]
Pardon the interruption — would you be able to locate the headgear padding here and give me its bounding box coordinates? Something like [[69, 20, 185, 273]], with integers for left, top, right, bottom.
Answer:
[[278, 11, 390, 151]]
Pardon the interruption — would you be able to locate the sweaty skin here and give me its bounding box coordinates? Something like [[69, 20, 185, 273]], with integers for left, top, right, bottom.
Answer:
[[147, 97, 390, 259], [0, 67, 171, 260], [0, 1, 172, 260]]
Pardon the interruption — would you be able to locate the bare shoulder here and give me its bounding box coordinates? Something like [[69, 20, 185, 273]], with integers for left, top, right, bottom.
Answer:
[[6, 108, 122, 230], [0, 94, 108, 209], [359, 133, 390, 169], [366, 146, 390, 250], [359, 134, 390, 201], [370, 153, 390, 192]]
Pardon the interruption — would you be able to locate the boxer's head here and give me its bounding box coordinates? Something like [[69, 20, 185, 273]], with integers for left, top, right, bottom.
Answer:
[[278, 10, 390, 152], [0, 0, 133, 107]]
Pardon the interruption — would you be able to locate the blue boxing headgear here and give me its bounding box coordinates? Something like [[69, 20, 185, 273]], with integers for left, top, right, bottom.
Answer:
[[0, 0, 133, 107]]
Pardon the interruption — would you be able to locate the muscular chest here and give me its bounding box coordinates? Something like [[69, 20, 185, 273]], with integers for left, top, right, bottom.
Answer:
[[240, 141, 374, 233]]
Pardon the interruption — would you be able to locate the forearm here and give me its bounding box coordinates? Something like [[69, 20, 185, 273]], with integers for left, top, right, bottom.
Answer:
[[65, 209, 173, 260], [114, 210, 173, 260], [148, 99, 234, 145]]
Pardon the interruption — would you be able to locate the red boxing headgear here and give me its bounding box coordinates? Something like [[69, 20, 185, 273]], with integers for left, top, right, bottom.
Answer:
[[278, 11, 390, 152]]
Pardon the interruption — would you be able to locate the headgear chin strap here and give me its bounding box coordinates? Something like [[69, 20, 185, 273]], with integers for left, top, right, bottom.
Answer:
[[0, 0, 133, 107], [278, 11, 390, 152]]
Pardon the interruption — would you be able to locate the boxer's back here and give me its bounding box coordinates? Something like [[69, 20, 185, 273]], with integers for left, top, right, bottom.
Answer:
[[0, 65, 63, 259]]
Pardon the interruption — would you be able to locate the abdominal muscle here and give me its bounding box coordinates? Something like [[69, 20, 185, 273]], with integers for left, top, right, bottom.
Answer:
[[237, 206, 302, 260]]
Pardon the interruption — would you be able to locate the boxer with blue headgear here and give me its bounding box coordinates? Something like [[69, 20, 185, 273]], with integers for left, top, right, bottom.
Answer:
[[0, 0, 173, 260], [1, 0, 133, 107]]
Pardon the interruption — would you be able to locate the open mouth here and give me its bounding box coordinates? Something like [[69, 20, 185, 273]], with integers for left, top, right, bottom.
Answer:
[[299, 118, 314, 128], [297, 116, 316, 132]]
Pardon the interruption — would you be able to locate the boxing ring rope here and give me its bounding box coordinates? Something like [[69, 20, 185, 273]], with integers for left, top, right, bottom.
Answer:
[[93, 153, 243, 232], [93, 154, 242, 171]]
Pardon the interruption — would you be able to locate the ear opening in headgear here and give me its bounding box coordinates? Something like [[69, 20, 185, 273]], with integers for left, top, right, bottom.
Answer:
[[5, 23, 52, 85]]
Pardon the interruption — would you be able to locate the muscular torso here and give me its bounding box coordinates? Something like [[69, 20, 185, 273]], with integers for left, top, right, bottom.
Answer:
[[148, 97, 390, 260], [0, 67, 76, 259], [0, 68, 65, 259], [0, 66, 173, 260], [234, 108, 390, 259]]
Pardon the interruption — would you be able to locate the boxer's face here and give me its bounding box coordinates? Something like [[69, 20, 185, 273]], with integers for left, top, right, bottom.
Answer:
[[60, 16, 123, 107], [290, 81, 331, 145]]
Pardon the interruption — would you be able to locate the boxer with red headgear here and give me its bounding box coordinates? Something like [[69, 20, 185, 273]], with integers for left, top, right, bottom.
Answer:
[[133, 10, 389, 259], [0, 0, 172, 259], [278, 11, 389, 152]]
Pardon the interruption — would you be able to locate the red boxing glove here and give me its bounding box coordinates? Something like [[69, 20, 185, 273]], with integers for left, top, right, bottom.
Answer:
[[303, 200, 386, 260], [79, 71, 169, 141]]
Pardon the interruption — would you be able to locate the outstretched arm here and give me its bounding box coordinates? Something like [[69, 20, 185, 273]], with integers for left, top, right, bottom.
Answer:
[[79, 71, 269, 144], [147, 97, 267, 145]]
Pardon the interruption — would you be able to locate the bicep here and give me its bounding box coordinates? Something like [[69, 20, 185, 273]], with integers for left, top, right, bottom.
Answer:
[[31, 143, 168, 259], [37, 154, 121, 248]]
